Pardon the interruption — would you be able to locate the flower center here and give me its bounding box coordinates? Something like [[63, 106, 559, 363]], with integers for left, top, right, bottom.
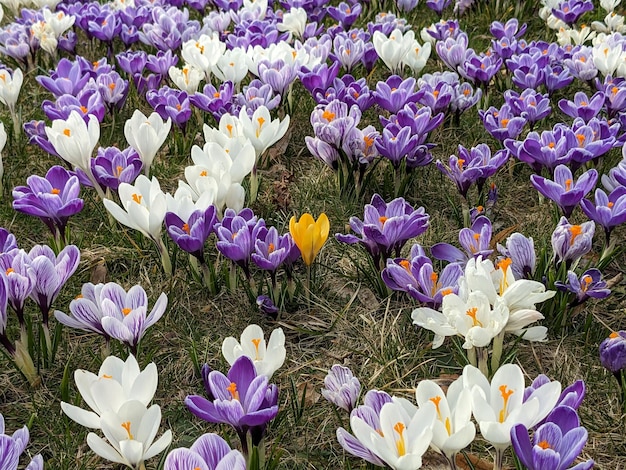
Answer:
[[322, 110, 335, 121], [268, 242, 275, 253], [581, 274, 592, 291], [132, 193, 142, 204], [379, 216, 388, 225], [569, 225, 582, 245], [430, 272, 439, 296], [122, 307, 132, 316], [227, 382, 240, 401], [466, 307, 483, 327], [608, 202, 614, 208], [498, 384, 514, 423], [500, 118, 509, 128], [121, 421, 134, 440], [63, 128, 71, 137], [5, 268, 14, 275], [538, 440, 551, 450], [496, 257, 512, 294], [457, 158, 465, 169], [564, 179, 572, 191], [182, 223, 190, 234], [548, 142, 555, 149], [393, 422, 406, 456], [399, 259, 411, 272], [80, 106, 88, 113], [51, 188, 60, 195], [226, 124, 233, 136], [252, 338, 262, 360], [610, 332, 619, 338], [114, 165, 124, 177]]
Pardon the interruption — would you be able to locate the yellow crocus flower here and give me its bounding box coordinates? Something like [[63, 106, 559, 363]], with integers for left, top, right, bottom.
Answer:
[[289, 213, 330, 266]]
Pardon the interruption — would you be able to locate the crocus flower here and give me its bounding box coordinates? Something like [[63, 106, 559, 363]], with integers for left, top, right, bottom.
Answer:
[[221, 324, 286, 379], [599, 330, 626, 373], [1, 249, 35, 336], [124, 109, 171, 176], [215, 209, 265, 277], [238, 105, 290, 158], [185, 356, 279, 452], [321, 365, 361, 413], [12, 166, 83, 243], [60, 354, 158, 429], [373, 75, 419, 114], [497, 232, 536, 280], [556, 268, 611, 305], [164, 433, 246, 470], [551, 217, 595, 267], [426, 0, 452, 15], [580, 187, 626, 244], [0, 412, 44, 470], [146, 87, 192, 131], [552, 0, 594, 25], [415, 377, 475, 467], [0, 67, 23, 116], [559, 91, 604, 122], [511, 406, 594, 470], [530, 165, 598, 217], [350, 399, 436, 470], [432, 216, 494, 265], [372, 28, 415, 74], [327, 1, 361, 28], [289, 213, 329, 266], [463, 364, 561, 456], [479, 104, 527, 142], [89, 146, 143, 191], [251, 227, 296, 275], [87, 400, 172, 470]]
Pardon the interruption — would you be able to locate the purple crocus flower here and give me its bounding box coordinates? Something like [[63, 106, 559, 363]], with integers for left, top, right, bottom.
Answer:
[[145, 50, 178, 77], [116, 50, 148, 77], [511, 406, 594, 470], [437, 144, 509, 198], [216, 209, 266, 279], [185, 356, 279, 453], [146, 87, 191, 131], [191, 81, 236, 120], [257, 59, 298, 98], [251, 227, 295, 274], [87, 10, 122, 43], [166, 205, 217, 261], [28, 244, 80, 328], [54, 282, 109, 338], [321, 365, 361, 413], [335, 193, 430, 266], [314, 75, 374, 111], [12, 166, 84, 243], [336, 390, 390, 467], [1, 249, 35, 335], [299, 62, 341, 95], [551, 217, 595, 267], [373, 75, 419, 114], [505, 89, 552, 125], [559, 91, 604, 122], [556, 268, 611, 306], [331, 33, 365, 72], [256, 295, 279, 318], [432, 215, 494, 264], [23, 120, 59, 158], [552, 0, 594, 26], [600, 331, 626, 373], [87, 146, 143, 191], [0, 413, 44, 470], [415, 80, 454, 114], [425, 0, 452, 15], [580, 187, 626, 244], [0, 229, 17, 260], [497, 232, 536, 279], [525, 376, 586, 412], [490, 18, 527, 40], [563, 48, 598, 82], [480, 104, 527, 141], [93, 71, 129, 111], [381, 244, 463, 308], [462, 51, 502, 88], [42, 89, 106, 123], [36, 58, 91, 97], [436, 32, 470, 72], [164, 433, 246, 470], [530, 165, 598, 217], [375, 125, 420, 168], [545, 65, 574, 94], [327, 2, 361, 28], [97, 283, 167, 354]]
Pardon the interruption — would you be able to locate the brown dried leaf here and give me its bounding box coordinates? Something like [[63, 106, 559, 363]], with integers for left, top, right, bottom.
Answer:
[[297, 381, 320, 407]]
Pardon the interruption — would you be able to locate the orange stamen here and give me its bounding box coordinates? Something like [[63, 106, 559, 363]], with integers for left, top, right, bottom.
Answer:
[[466, 307, 482, 327], [122, 307, 132, 316], [182, 223, 190, 234], [498, 385, 514, 423], [51, 188, 60, 195], [121, 421, 134, 440], [226, 382, 240, 401], [131, 194, 142, 204]]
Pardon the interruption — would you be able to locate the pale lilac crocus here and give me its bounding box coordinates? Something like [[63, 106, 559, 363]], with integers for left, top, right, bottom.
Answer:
[[321, 365, 361, 413], [164, 433, 246, 470], [0, 412, 44, 470], [551, 217, 595, 267]]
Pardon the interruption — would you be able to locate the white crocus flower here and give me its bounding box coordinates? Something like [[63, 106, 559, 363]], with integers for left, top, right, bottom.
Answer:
[[222, 324, 286, 379], [31, 0, 62, 8], [557, 25, 596, 45], [166, 186, 214, 221], [31, 21, 58, 55], [168, 64, 203, 93], [601, 0, 621, 13], [212, 48, 249, 85], [351, 400, 436, 470], [61, 354, 158, 429], [592, 41, 624, 76], [277, 7, 307, 39], [103, 175, 166, 241], [245, 42, 296, 76], [0, 67, 23, 116], [242, 0, 268, 19], [463, 364, 560, 459], [42, 8, 75, 37], [124, 110, 171, 176], [203, 113, 247, 146], [238, 105, 290, 158], [87, 401, 172, 470], [0, 0, 22, 16], [415, 378, 475, 466], [45, 110, 104, 197], [181, 33, 225, 81], [447, 291, 508, 349], [401, 40, 431, 75], [373, 29, 414, 74]]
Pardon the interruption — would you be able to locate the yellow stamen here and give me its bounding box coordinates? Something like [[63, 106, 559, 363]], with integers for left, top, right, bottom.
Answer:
[[610, 332, 619, 338], [268, 243, 275, 253], [182, 223, 190, 234], [322, 110, 335, 121], [227, 382, 240, 401], [363, 135, 374, 150], [576, 134, 585, 146], [569, 225, 583, 245], [102, 374, 112, 379], [5, 268, 14, 275], [441, 288, 453, 296], [538, 440, 551, 450], [51, 188, 60, 195], [548, 142, 555, 148], [257, 116, 265, 128], [214, 92, 220, 98], [500, 118, 509, 128], [565, 179, 572, 191], [393, 422, 406, 456], [252, 338, 262, 360], [379, 216, 388, 225], [80, 106, 88, 113], [497, 257, 512, 295], [122, 307, 132, 316], [580, 101, 587, 106], [63, 128, 71, 137], [400, 259, 411, 272], [608, 201, 614, 208], [466, 307, 483, 327], [121, 421, 134, 440], [200, 170, 208, 177], [226, 124, 233, 136], [114, 166, 124, 177], [131, 194, 142, 204], [498, 385, 514, 423], [433, 90, 440, 97], [457, 159, 465, 169]]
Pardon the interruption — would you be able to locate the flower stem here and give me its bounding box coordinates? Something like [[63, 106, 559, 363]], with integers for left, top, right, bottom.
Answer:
[[493, 447, 505, 470], [477, 346, 489, 377], [154, 237, 172, 275]]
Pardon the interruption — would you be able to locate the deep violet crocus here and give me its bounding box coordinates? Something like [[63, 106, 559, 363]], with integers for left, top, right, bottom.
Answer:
[[251, 227, 295, 275], [600, 330, 626, 373], [373, 76, 419, 114], [511, 406, 594, 470], [88, 146, 143, 191], [12, 166, 83, 244], [552, 0, 594, 26], [559, 91, 604, 122], [530, 165, 598, 217], [185, 356, 279, 454], [480, 104, 527, 141], [580, 187, 626, 244], [555, 268, 611, 306], [381, 243, 463, 308], [216, 209, 266, 279], [36, 58, 91, 97], [437, 144, 509, 198], [165, 205, 217, 261], [164, 433, 246, 470], [335, 193, 430, 269]]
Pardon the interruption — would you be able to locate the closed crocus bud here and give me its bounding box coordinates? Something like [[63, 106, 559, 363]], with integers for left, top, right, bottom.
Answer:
[[600, 331, 626, 373], [551, 217, 595, 267], [124, 109, 171, 176], [289, 213, 329, 266], [321, 365, 361, 412]]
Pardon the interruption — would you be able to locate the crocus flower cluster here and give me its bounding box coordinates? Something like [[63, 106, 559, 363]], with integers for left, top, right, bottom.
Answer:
[[0, 412, 43, 470], [61, 354, 172, 469]]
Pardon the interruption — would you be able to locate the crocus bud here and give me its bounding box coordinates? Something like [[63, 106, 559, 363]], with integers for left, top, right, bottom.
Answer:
[[551, 217, 595, 267], [321, 364, 361, 412]]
